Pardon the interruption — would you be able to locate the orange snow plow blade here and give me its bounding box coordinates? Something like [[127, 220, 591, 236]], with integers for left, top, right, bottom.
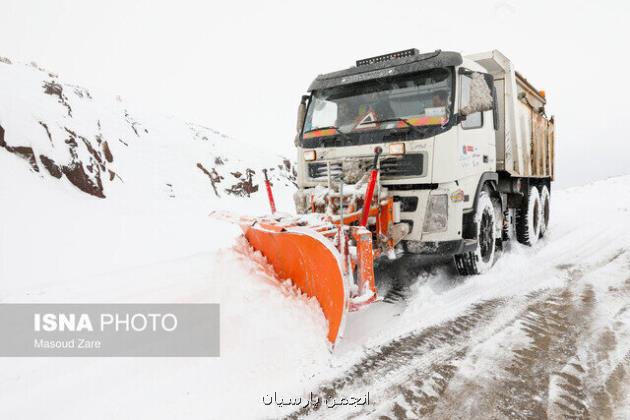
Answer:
[[243, 223, 348, 345]]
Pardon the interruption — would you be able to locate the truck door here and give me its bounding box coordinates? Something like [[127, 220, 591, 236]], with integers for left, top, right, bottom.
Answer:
[[457, 72, 496, 178]]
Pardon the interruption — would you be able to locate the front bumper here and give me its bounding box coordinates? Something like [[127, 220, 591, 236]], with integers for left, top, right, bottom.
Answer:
[[402, 239, 477, 256]]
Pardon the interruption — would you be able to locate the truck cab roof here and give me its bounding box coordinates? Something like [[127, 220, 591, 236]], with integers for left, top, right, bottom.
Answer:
[[308, 50, 463, 91]]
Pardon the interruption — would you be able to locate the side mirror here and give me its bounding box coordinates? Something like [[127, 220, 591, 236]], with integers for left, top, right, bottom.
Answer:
[[295, 95, 310, 146], [460, 72, 493, 116], [296, 95, 309, 133]]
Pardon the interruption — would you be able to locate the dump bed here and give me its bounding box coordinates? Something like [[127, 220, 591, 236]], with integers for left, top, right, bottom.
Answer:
[[467, 50, 555, 179]]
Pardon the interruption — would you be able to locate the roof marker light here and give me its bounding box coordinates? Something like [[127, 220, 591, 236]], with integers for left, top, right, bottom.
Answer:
[[356, 49, 419, 67]]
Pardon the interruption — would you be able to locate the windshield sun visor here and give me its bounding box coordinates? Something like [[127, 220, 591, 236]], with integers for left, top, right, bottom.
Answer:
[[308, 50, 463, 91]]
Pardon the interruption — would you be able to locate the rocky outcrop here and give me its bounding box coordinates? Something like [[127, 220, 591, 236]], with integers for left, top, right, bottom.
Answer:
[[225, 168, 258, 197], [0, 125, 39, 172], [43, 81, 72, 117], [1, 123, 110, 197], [39, 155, 62, 178]]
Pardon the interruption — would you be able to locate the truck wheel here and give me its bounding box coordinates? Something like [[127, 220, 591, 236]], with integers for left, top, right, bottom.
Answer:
[[454, 189, 497, 275], [515, 185, 542, 246], [539, 185, 550, 238]]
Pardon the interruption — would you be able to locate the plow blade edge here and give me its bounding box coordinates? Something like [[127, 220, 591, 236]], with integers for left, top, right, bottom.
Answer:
[[243, 223, 349, 345]]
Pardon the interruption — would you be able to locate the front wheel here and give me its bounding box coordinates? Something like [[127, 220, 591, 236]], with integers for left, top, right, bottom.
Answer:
[[454, 189, 498, 275]]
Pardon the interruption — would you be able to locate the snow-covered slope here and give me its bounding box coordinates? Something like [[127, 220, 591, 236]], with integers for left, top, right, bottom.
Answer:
[[0, 55, 296, 201], [0, 55, 298, 287]]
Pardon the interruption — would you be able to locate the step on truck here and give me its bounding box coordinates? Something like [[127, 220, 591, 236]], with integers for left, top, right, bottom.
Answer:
[[218, 49, 555, 345]]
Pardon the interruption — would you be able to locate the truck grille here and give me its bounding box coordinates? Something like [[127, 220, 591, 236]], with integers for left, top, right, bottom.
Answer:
[[308, 161, 344, 180], [308, 154, 423, 181], [393, 196, 419, 212], [380, 154, 424, 177]]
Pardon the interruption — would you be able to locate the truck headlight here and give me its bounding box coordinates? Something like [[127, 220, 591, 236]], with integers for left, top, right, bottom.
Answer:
[[388, 142, 405, 155], [423, 194, 448, 233], [303, 150, 317, 161]]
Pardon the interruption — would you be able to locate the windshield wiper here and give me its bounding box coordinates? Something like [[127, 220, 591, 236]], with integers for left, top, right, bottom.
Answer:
[[304, 126, 351, 141], [370, 118, 424, 136]]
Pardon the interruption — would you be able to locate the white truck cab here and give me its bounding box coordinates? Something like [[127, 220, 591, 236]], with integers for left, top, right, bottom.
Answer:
[[294, 49, 555, 274]]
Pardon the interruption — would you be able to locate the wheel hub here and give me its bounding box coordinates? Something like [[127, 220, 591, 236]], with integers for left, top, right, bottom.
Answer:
[[479, 211, 494, 263]]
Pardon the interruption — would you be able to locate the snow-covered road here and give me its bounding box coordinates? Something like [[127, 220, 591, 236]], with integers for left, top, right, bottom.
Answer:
[[2, 161, 629, 419]]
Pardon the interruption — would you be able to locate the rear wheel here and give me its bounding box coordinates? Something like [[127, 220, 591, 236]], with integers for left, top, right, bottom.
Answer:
[[515, 185, 542, 246], [455, 189, 497, 275], [539, 185, 550, 237]]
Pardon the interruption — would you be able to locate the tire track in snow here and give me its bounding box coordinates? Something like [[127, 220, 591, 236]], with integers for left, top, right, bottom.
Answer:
[[286, 240, 630, 420], [289, 286, 563, 420], [495, 287, 594, 419], [493, 263, 601, 419], [370, 288, 570, 420], [565, 259, 630, 419], [547, 251, 630, 420], [590, 348, 630, 419], [285, 297, 508, 419], [288, 263, 591, 419], [424, 249, 630, 420]]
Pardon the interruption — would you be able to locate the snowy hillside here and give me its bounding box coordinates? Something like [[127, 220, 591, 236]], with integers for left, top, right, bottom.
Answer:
[[0, 55, 297, 289], [1, 56, 629, 420], [0, 55, 296, 201]]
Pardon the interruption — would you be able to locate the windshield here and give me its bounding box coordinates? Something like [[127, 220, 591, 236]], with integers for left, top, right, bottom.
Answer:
[[303, 68, 453, 140]]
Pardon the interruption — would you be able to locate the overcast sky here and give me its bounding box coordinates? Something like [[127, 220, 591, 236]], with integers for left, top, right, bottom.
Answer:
[[1, 0, 628, 188]]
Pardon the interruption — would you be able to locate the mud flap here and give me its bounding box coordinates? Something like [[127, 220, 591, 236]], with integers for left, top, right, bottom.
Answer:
[[243, 223, 349, 346]]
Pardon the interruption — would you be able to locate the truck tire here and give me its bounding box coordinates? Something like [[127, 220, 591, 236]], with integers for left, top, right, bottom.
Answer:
[[515, 185, 542, 246], [454, 189, 497, 275], [539, 185, 550, 238]]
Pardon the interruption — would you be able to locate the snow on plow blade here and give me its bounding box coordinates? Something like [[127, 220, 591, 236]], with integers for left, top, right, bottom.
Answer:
[[211, 210, 380, 347], [243, 222, 348, 345]]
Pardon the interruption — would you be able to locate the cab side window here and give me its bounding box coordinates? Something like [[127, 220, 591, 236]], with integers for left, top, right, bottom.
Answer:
[[460, 75, 483, 129]]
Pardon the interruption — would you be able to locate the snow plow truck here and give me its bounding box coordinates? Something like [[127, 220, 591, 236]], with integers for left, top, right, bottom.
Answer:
[[224, 49, 555, 346]]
